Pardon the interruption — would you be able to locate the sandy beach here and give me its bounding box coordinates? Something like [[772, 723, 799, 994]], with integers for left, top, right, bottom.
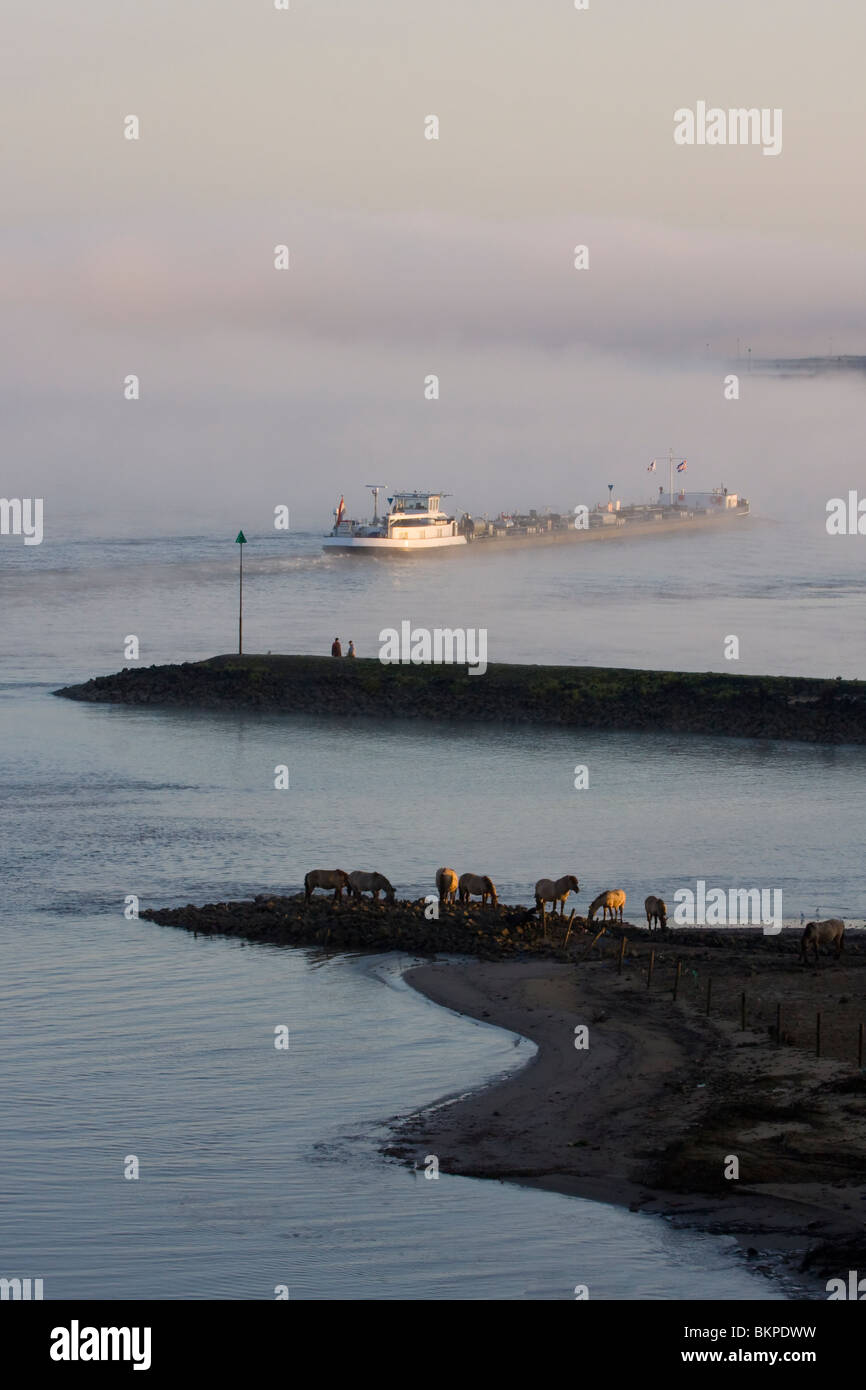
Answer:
[[391, 932, 866, 1291]]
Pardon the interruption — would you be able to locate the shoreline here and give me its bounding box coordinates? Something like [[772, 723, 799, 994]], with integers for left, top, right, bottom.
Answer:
[[136, 888, 866, 1292], [390, 953, 866, 1295]]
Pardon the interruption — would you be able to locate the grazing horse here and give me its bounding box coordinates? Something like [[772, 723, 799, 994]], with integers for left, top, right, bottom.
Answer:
[[436, 867, 459, 904], [587, 889, 626, 924], [347, 870, 395, 903], [304, 869, 350, 904], [644, 895, 667, 930], [535, 874, 579, 916], [800, 918, 845, 965], [458, 873, 498, 907]]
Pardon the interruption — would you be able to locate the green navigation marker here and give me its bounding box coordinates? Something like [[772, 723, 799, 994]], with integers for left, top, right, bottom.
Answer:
[[236, 531, 247, 653]]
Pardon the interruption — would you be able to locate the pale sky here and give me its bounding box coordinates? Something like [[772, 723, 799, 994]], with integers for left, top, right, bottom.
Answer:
[[2, 0, 865, 530]]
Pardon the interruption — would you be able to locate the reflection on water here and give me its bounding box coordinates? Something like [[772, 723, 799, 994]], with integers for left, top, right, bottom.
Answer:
[[0, 684, 855, 1297], [3, 517, 855, 1298], [0, 914, 787, 1300]]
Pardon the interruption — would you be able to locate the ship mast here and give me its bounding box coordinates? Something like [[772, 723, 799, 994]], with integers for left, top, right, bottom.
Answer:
[[365, 484, 386, 523], [667, 447, 687, 506]]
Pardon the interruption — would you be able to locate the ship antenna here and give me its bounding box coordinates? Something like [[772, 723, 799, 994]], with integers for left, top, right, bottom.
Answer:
[[365, 484, 386, 523]]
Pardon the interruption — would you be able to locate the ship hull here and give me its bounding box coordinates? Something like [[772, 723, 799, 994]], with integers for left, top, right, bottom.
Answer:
[[323, 534, 468, 552]]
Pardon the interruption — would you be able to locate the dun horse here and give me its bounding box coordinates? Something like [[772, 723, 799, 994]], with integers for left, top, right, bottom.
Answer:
[[535, 875, 579, 916], [458, 873, 498, 907], [436, 867, 459, 904], [587, 889, 626, 923]]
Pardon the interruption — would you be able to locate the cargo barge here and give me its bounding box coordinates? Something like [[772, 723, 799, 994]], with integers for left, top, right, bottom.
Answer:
[[324, 482, 750, 554]]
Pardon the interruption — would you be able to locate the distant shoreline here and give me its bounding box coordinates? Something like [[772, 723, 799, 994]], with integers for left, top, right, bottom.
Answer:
[[56, 654, 866, 745]]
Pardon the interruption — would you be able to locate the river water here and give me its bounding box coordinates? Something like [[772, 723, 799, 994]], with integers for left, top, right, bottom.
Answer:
[[2, 517, 861, 1299]]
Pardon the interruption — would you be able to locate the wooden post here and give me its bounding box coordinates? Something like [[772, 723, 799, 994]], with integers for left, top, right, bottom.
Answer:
[[673, 959, 682, 1000], [705, 978, 712, 1016], [647, 949, 655, 990], [740, 991, 746, 1031], [581, 926, 607, 960], [563, 909, 576, 949], [618, 936, 627, 975], [859, 1022, 864, 1070], [816, 1011, 822, 1058]]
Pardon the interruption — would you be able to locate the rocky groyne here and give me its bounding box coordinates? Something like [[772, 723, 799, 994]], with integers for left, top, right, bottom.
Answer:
[[139, 893, 856, 964], [56, 654, 866, 744], [140, 893, 573, 958]]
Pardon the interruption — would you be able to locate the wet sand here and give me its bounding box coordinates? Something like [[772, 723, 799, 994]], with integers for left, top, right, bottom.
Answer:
[[391, 930, 866, 1290]]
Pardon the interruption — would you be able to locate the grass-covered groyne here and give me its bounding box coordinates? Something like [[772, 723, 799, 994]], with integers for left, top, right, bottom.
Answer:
[[55, 653, 866, 744]]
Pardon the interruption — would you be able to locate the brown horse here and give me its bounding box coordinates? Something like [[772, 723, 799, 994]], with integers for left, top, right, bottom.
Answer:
[[347, 870, 395, 903], [800, 918, 844, 964], [304, 869, 350, 904], [644, 895, 667, 930]]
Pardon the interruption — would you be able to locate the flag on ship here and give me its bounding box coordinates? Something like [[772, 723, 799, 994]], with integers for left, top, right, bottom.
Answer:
[[677, 459, 687, 473], [648, 459, 656, 472], [335, 496, 345, 526]]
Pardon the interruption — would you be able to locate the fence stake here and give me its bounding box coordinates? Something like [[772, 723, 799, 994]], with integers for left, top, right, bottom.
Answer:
[[563, 909, 576, 949], [776, 1001, 783, 1045], [647, 949, 655, 990], [673, 959, 682, 1000], [816, 1011, 822, 1058], [705, 978, 712, 1016], [580, 926, 607, 961], [618, 936, 627, 975]]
